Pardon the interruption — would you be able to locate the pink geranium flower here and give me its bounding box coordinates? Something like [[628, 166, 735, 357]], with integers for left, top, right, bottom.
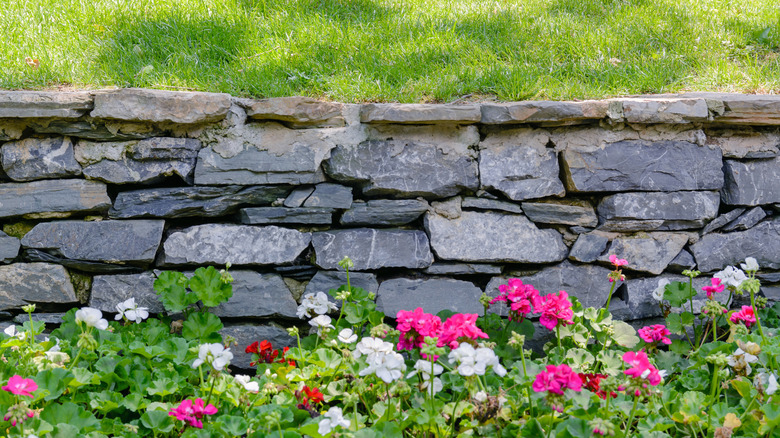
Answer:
[[396, 308, 442, 351], [537, 291, 574, 331], [169, 398, 217, 429], [532, 364, 583, 395], [637, 324, 672, 345], [490, 278, 541, 321], [609, 254, 628, 267], [730, 306, 757, 328], [2, 375, 37, 398], [437, 313, 488, 349], [702, 277, 725, 299], [623, 350, 663, 386]]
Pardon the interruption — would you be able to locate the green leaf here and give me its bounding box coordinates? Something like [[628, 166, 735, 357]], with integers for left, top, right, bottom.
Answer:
[[611, 320, 639, 348], [559, 417, 591, 438], [731, 379, 754, 398], [88, 391, 123, 415], [141, 410, 175, 433], [146, 377, 179, 396], [154, 271, 197, 313], [40, 402, 100, 433], [664, 281, 696, 307], [680, 311, 695, 326], [35, 368, 72, 401], [666, 313, 683, 334], [215, 415, 249, 436], [182, 311, 223, 343], [189, 266, 233, 308], [564, 348, 595, 370]]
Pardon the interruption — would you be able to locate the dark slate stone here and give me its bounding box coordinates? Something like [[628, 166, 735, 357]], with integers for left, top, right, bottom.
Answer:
[[340, 200, 429, 226], [759, 272, 780, 283], [239, 207, 333, 225], [0, 231, 20, 263], [14, 313, 66, 324], [721, 157, 780, 205], [27, 119, 163, 140], [273, 265, 318, 280], [721, 207, 767, 232], [568, 234, 609, 263], [601, 232, 689, 275], [21, 220, 164, 265], [284, 187, 314, 208], [160, 224, 311, 267], [376, 278, 484, 317], [0, 179, 111, 219], [562, 140, 724, 192], [304, 271, 379, 296], [423, 263, 502, 275], [23, 249, 145, 274], [110, 185, 291, 219], [0, 91, 93, 118], [1, 137, 81, 181], [521, 200, 598, 227], [90, 272, 164, 314], [302, 183, 353, 209], [691, 218, 780, 272], [213, 272, 298, 319], [461, 197, 523, 214], [425, 211, 567, 264], [598, 192, 720, 230], [702, 208, 746, 234], [0, 263, 77, 311], [220, 324, 294, 369], [324, 140, 479, 198], [667, 249, 696, 272], [311, 229, 433, 271]]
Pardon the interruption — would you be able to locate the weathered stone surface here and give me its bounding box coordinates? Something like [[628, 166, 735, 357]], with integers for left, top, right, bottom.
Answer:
[[691, 218, 780, 272], [721, 207, 767, 232], [0, 263, 76, 311], [598, 191, 720, 230], [195, 122, 343, 185], [239, 207, 333, 225], [702, 208, 746, 234], [481, 101, 611, 125], [423, 263, 502, 275], [479, 128, 565, 201], [91, 89, 231, 124], [521, 200, 598, 227], [90, 272, 164, 314], [213, 272, 298, 319], [667, 249, 696, 272], [721, 157, 780, 206], [302, 183, 352, 209], [0, 122, 25, 141], [75, 137, 200, 184], [461, 197, 523, 214], [1, 137, 81, 181], [376, 278, 484, 316], [704, 128, 780, 159], [568, 234, 609, 263], [621, 98, 708, 124], [110, 185, 290, 219], [561, 140, 723, 192], [0, 179, 111, 219], [431, 197, 462, 219], [283, 187, 314, 208], [325, 140, 478, 198], [602, 233, 689, 275], [0, 232, 20, 264], [22, 220, 164, 265], [707, 94, 780, 125], [241, 97, 345, 127], [339, 199, 429, 226], [27, 119, 164, 141], [311, 229, 433, 270], [160, 225, 311, 266], [486, 262, 613, 313], [0, 91, 93, 118], [220, 324, 293, 369], [425, 211, 567, 263], [24, 249, 145, 274], [361, 104, 481, 124], [14, 313, 66, 324], [304, 271, 379, 296]]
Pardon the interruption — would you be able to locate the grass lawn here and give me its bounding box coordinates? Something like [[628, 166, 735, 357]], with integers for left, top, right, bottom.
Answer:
[[1, 0, 778, 102]]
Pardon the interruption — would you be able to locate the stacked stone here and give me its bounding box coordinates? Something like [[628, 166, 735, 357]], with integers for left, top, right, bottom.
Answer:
[[0, 90, 779, 367]]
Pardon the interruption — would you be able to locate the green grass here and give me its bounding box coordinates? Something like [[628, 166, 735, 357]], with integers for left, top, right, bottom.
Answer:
[[1, 0, 778, 102]]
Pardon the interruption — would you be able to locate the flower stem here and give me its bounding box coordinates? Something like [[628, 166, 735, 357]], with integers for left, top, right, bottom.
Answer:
[[556, 324, 562, 352], [624, 396, 640, 433], [545, 411, 555, 438], [749, 288, 768, 343], [204, 369, 218, 407], [67, 346, 84, 371], [604, 280, 617, 310]]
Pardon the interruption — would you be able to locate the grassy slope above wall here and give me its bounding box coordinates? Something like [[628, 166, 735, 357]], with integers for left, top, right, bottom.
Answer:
[[1, 0, 778, 102]]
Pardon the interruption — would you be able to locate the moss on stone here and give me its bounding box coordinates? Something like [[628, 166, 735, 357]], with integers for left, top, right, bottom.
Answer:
[[2, 221, 35, 238], [68, 270, 93, 304]]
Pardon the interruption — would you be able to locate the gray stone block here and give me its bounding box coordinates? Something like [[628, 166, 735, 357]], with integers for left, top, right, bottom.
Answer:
[[304, 271, 379, 296], [220, 324, 294, 369], [621, 98, 708, 124], [599, 191, 720, 222], [90, 272, 164, 314], [667, 249, 696, 272], [0, 91, 93, 118], [562, 140, 724, 192], [239, 207, 333, 225], [14, 313, 66, 324], [376, 278, 484, 317], [702, 208, 746, 234], [721, 207, 767, 232], [303, 183, 352, 209], [160, 224, 311, 267], [241, 97, 345, 127], [691, 218, 780, 272], [110, 185, 291, 219], [213, 272, 299, 319], [423, 263, 502, 275], [461, 197, 523, 214], [568, 234, 609, 263], [521, 200, 598, 227], [361, 103, 481, 124], [721, 157, 780, 206], [90, 89, 231, 124], [481, 100, 611, 125], [0, 232, 20, 264], [1, 137, 81, 181], [602, 233, 688, 275], [283, 187, 314, 208], [619, 275, 714, 320], [27, 119, 164, 141], [0, 263, 77, 311], [0, 179, 111, 219], [704, 127, 780, 159], [425, 211, 567, 263], [311, 229, 433, 271], [22, 220, 165, 265], [706, 94, 780, 125], [339, 199, 429, 226]]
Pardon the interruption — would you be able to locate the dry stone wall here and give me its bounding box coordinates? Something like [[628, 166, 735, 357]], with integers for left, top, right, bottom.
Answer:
[[1, 89, 780, 367]]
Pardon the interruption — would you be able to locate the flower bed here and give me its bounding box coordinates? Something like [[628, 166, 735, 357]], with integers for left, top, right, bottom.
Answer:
[[1, 256, 778, 437]]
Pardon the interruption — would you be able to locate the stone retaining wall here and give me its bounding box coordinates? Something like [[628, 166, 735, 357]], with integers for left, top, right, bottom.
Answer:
[[1, 89, 779, 366]]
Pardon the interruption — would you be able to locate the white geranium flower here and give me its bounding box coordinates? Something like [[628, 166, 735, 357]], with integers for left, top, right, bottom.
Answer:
[[360, 351, 406, 384], [473, 391, 488, 403], [318, 406, 350, 435], [234, 375, 259, 392], [475, 347, 507, 377], [296, 292, 338, 319], [715, 266, 748, 289], [448, 344, 506, 377], [407, 359, 444, 394], [75, 307, 109, 330], [728, 348, 758, 375], [114, 298, 149, 323], [309, 315, 335, 335], [337, 328, 357, 344], [192, 343, 233, 371], [755, 372, 778, 395], [741, 257, 759, 272], [3, 325, 26, 340], [652, 278, 670, 302], [353, 337, 393, 360]]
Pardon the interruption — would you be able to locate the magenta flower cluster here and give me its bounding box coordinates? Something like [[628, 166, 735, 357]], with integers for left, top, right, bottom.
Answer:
[[490, 278, 574, 331], [532, 364, 583, 395], [395, 308, 488, 352], [637, 324, 672, 345], [169, 398, 217, 429]]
